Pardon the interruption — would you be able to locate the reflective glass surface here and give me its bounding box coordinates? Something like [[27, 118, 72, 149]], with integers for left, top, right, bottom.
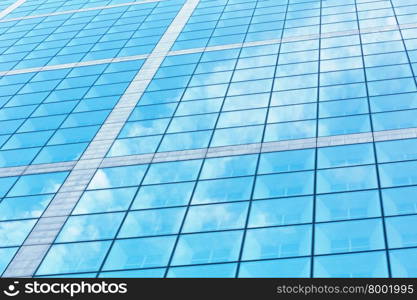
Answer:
[[1, 0, 417, 279]]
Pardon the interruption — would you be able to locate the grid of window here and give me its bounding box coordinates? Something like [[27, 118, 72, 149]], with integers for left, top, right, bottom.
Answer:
[[23, 138, 417, 278], [108, 23, 417, 156], [0, 1, 17, 13], [0, 59, 144, 167], [0, 171, 69, 275], [0, 0, 184, 71], [4, 0, 158, 18], [2, 0, 417, 278], [172, 0, 417, 50]]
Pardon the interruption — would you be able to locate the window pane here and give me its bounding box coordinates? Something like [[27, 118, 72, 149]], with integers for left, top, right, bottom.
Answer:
[[316, 166, 378, 193], [183, 202, 248, 233], [376, 139, 417, 163], [0, 247, 18, 275], [171, 231, 243, 265], [0, 219, 36, 247], [314, 219, 385, 255], [192, 177, 254, 204], [99, 268, 165, 278], [7, 172, 68, 197], [254, 171, 314, 199], [386, 215, 417, 248], [167, 263, 237, 278], [379, 161, 417, 188], [239, 258, 310, 278], [382, 186, 417, 216], [317, 144, 375, 168], [200, 154, 257, 179], [36, 241, 112, 275], [56, 213, 124, 242], [314, 251, 388, 278], [118, 207, 186, 238], [132, 182, 195, 209], [143, 160, 202, 184], [74, 187, 137, 214], [88, 165, 147, 189], [249, 196, 313, 227], [0, 177, 17, 198], [316, 190, 381, 222], [0, 194, 53, 221], [242, 225, 312, 260], [390, 248, 417, 278], [103, 236, 176, 270], [258, 149, 315, 174]]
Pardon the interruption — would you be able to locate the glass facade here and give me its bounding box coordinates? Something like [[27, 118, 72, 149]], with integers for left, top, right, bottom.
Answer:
[[1, 0, 417, 278]]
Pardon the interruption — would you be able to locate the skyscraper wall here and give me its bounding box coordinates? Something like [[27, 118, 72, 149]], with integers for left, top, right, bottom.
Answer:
[[0, 0, 417, 278]]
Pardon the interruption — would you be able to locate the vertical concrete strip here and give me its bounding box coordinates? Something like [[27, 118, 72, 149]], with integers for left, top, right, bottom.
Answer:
[[2, 0, 200, 278], [0, 0, 26, 19]]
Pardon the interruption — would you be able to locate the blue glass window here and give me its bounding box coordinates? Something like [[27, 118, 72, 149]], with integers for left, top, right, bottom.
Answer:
[[317, 144, 375, 168], [211, 125, 263, 147], [317, 165, 378, 193], [183, 202, 248, 233], [254, 171, 314, 199], [268, 104, 316, 123], [0, 148, 40, 167], [103, 236, 176, 270], [176, 98, 222, 116], [2, 131, 53, 150], [0, 194, 53, 221], [118, 207, 186, 238], [319, 115, 371, 136], [239, 258, 310, 278], [242, 225, 312, 260], [376, 139, 417, 163], [192, 177, 254, 204], [386, 215, 417, 248], [390, 248, 417, 277], [36, 241, 112, 275], [217, 109, 267, 128], [264, 120, 316, 142], [6, 172, 68, 197], [88, 165, 147, 189], [171, 231, 243, 265], [99, 269, 165, 278], [143, 160, 202, 184], [132, 182, 195, 209], [315, 219, 385, 255], [316, 190, 381, 222], [48, 126, 99, 145], [33, 143, 88, 164], [382, 186, 417, 216], [73, 187, 137, 214], [373, 110, 417, 131], [320, 98, 368, 117], [379, 161, 417, 188], [0, 219, 37, 247], [168, 263, 237, 278], [0, 176, 17, 198], [258, 149, 315, 174], [56, 213, 125, 242], [314, 251, 388, 278], [130, 103, 176, 121], [0, 247, 18, 275], [158, 130, 212, 152], [200, 154, 257, 179], [108, 136, 161, 156]]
